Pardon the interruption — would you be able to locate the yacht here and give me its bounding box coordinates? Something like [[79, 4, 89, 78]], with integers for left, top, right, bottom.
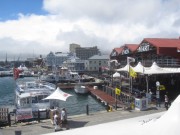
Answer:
[[15, 80, 56, 121]]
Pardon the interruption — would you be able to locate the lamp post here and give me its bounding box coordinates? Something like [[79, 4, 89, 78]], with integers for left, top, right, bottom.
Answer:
[[156, 81, 160, 107]]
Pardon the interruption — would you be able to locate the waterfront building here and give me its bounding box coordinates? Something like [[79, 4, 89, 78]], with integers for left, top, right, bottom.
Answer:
[[110, 38, 180, 68], [62, 54, 86, 72], [69, 43, 81, 53], [45, 52, 69, 68], [75, 46, 100, 60], [87, 54, 110, 72], [110, 37, 180, 100]]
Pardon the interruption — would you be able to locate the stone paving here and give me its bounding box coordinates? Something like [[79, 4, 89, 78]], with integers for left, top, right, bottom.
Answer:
[[0, 105, 166, 135]]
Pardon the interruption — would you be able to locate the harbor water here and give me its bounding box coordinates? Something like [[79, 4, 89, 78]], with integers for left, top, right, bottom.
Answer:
[[0, 77, 106, 116]]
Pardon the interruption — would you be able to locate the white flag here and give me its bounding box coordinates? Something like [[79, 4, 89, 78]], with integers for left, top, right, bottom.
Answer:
[[127, 57, 135, 64]]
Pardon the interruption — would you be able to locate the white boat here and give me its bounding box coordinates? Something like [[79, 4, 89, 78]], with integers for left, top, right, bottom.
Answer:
[[15, 80, 56, 120], [40, 73, 60, 83], [74, 83, 89, 94]]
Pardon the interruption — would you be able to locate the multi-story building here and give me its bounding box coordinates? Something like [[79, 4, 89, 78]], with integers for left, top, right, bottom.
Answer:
[[87, 54, 110, 72], [62, 55, 86, 72], [45, 52, 69, 67], [110, 38, 180, 68], [75, 46, 100, 60], [69, 43, 81, 53]]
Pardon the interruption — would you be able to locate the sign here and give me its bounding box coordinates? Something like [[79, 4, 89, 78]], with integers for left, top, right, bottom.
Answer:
[[115, 88, 121, 95], [137, 43, 150, 52], [16, 108, 33, 121]]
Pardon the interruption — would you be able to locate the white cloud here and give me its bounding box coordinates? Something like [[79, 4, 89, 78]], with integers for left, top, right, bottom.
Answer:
[[0, 0, 180, 60]]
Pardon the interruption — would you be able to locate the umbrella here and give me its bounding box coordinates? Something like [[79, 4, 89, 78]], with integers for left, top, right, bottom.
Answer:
[[43, 87, 72, 101]]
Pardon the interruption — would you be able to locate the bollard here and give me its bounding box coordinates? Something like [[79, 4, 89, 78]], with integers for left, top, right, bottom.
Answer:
[[8, 113, 11, 127], [38, 110, 40, 123], [15, 130, 21, 135], [86, 104, 89, 115]]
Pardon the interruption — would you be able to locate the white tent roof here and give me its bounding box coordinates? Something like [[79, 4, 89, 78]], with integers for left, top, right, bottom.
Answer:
[[115, 62, 179, 75], [43, 87, 72, 101], [115, 64, 130, 72], [113, 72, 120, 78], [133, 62, 149, 73], [144, 62, 175, 75]]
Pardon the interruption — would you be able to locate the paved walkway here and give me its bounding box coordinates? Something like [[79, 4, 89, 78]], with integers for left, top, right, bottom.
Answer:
[[0, 105, 166, 135]]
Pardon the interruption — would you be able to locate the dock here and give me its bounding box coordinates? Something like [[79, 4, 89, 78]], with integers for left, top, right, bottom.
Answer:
[[87, 86, 125, 109]]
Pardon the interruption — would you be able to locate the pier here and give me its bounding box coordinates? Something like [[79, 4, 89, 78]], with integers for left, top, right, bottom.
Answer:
[[87, 86, 125, 109]]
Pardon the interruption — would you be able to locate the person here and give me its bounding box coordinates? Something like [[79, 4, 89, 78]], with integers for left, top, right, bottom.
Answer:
[[60, 108, 69, 129], [164, 94, 169, 110], [54, 110, 60, 132]]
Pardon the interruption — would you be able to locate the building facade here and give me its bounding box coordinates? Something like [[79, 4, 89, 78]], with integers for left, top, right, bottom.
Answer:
[[75, 46, 100, 60], [62, 55, 86, 72], [45, 52, 69, 67], [87, 54, 110, 72], [110, 38, 180, 68], [69, 43, 81, 53]]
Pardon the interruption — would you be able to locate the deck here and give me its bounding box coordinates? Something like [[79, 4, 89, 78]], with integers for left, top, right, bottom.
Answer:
[[87, 86, 125, 109]]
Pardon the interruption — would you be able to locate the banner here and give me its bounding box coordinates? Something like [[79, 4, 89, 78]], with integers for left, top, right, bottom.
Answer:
[[129, 67, 137, 78], [160, 85, 166, 90], [16, 108, 33, 121], [115, 88, 121, 95]]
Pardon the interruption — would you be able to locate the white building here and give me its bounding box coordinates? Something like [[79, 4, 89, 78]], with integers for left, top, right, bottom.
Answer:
[[87, 54, 110, 72], [45, 52, 69, 67]]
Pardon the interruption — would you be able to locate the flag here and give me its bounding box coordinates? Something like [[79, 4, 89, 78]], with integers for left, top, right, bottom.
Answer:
[[127, 57, 135, 64], [115, 87, 121, 95], [129, 67, 137, 78], [13, 68, 20, 80], [160, 85, 166, 90]]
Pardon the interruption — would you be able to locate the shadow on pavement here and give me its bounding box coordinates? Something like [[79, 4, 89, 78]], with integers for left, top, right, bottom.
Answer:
[[68, 120, 88, 128]]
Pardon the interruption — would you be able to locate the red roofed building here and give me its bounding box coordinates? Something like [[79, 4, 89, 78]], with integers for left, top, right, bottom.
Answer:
[[111, 37, 180, 67]]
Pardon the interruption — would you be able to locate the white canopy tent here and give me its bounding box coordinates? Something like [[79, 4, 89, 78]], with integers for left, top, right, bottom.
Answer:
[[115, 62, 180, 75], [43, 87, 72, 101], [113, 72, 120, 78], [143, 62, 175, 75], [115, 64, 130, 72]]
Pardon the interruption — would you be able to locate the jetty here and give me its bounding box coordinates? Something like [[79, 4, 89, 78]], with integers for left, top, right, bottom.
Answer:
[[87, 86, 125, 109]]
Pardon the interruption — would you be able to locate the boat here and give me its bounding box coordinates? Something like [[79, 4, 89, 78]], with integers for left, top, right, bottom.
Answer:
[[74, 83, 89, 94], [40, 73, 60, 83], [15, 80, 56, 121]]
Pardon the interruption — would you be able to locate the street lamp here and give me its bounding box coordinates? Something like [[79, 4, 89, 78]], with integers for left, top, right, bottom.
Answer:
[[156, 81, 160, 107]]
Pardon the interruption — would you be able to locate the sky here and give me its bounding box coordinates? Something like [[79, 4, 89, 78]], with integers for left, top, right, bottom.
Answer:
[[0, 0, 180, 61]]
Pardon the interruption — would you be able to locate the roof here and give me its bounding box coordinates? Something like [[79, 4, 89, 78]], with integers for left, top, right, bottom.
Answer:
[[124, 44, 139, 52], [89, 54, 109, 60], [113, 47, 124, 54], [143, 38, 180, 48]]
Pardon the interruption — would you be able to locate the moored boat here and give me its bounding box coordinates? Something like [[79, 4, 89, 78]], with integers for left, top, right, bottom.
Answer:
[[74, 83, 89, 94], [15, 80, 56, 121]]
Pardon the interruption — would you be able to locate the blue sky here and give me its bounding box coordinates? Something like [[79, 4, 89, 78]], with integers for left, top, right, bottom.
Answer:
[[0, 0, 180, 60], [0, 0, 46, 21]]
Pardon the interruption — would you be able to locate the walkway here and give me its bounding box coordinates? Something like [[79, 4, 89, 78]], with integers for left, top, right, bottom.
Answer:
[[87, 86, 125, 108], [0, 106, 166, 135]]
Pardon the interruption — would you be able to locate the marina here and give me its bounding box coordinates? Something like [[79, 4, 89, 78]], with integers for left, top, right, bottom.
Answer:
[[0, 77, 107, 117]]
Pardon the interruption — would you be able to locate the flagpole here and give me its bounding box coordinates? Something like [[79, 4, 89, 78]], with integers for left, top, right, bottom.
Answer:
[[127, 57, 135, 93]]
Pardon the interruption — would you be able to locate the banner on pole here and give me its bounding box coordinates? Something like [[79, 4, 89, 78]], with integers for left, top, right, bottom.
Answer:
[[115, 88, 121, 95]]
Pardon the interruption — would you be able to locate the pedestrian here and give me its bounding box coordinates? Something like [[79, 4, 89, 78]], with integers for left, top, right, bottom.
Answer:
[[164, 95, 169, 110], [60, 108, 69, 129], [54, 110, 61, 132]]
